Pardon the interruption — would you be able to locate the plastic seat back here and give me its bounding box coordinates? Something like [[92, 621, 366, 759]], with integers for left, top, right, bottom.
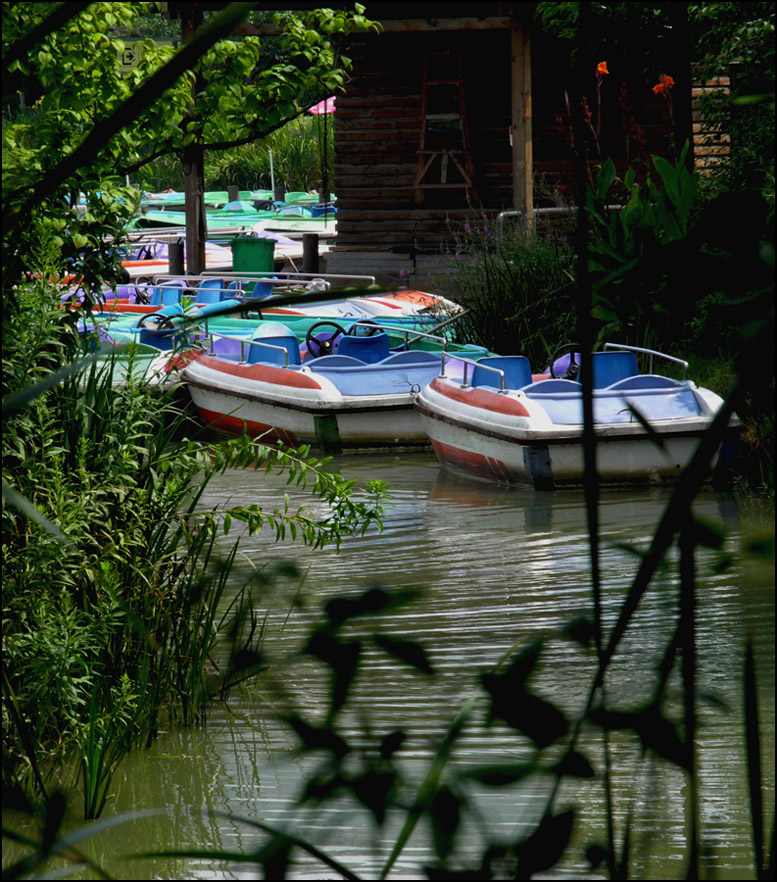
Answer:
[[471, 356, 532, 390], [149, 279, 185, 306], [336, 332, 391, 364], [196, 278, 225, 304], [246, 323, 300, 366], [247, 277, 279, 299], [246, 335, 300, 366], [591, 351, 639, 388]]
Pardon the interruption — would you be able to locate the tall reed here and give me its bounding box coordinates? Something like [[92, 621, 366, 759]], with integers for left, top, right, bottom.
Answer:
[[2, 270, 385, 819], [134, 114, 334, 194]]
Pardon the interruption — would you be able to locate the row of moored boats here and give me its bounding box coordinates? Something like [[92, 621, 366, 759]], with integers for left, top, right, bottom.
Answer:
[[71, 273, 740, 490]]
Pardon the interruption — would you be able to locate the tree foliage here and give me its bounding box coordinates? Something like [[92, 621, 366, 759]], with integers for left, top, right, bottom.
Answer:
[[2, 2, 377, 291]]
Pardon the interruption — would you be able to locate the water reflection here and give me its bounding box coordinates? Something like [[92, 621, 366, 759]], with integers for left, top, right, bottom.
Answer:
[[4, 454, 772, 880]]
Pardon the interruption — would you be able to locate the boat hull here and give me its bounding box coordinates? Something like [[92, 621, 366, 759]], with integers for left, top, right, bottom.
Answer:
[[183, 354, 434, 450], [416, 376, 730, 488]]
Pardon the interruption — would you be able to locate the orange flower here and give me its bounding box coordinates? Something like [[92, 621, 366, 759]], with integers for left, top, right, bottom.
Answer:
[[652, 73, 674, 95], [597, 61, 610, 76]]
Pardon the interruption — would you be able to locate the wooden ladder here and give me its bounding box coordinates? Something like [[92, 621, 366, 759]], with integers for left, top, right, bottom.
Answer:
[[415, 51, 476, 202]]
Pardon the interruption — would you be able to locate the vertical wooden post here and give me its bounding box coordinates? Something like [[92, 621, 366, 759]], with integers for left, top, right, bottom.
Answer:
[[169, 239, 185, 275], [511, 18, 533, 223], [181, 7, 206, 275], [183, 141, 206, 274], [303, 233, 319, 273], [227, 185, 239, 202]]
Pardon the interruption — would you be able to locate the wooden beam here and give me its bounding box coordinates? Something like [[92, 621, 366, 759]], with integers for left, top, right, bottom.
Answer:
[[379, 17, 511, 32], [180, 5, 206, 274], [510, 17, 532, 218]]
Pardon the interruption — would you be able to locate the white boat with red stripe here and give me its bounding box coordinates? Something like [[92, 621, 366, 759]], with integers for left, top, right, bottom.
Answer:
[[414, 343, 740, 489]]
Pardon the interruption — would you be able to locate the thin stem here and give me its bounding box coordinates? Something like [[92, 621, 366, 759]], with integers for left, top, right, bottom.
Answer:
[[679, 531, 699, 879]]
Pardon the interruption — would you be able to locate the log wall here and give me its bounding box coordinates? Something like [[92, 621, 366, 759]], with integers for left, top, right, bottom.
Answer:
[[333, 26, 682, 255]]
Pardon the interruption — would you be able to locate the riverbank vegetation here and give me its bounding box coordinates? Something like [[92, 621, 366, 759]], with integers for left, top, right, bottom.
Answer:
[[2, 1, 774, 878], [2, 0, 384, 833], [2, 256, 387, 817]]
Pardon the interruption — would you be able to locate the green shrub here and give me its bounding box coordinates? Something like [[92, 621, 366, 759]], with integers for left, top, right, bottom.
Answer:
[[437, 218, 576, 370]]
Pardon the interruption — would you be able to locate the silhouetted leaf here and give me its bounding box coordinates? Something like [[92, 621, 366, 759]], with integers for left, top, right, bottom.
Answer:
[[588, 706, 687, 768], [514, 810, 575, 876], [460, 763, 535, 786], [373, 634, 433, 674], [744, 536, 774, 559], [551, 751, 595, 778], [351, 770, 397, 824], [287, 715, 349, 758], [425, 865, 491, 880], [429, 786, 461, 860], [303, 773, 344, 803], [255, 834, 292, 881], [585, 842, 607, 870], [42, 790, 66, 855], [560, 616, 595, 648], [379, 729, 406, 759], [305, 629, 362, 712], [229, 648, 263, 672], [325, 587, 420, 626], [484, 685, 568, 747], [480, 641, 542, 710], [685, 517, 725, 550]]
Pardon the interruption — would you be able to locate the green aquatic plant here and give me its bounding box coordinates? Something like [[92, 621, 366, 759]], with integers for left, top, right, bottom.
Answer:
[[2, 265, 386, 818]]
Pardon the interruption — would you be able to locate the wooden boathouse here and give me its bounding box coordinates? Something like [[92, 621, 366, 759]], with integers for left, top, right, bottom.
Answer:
[[323, 2, 716, 285]]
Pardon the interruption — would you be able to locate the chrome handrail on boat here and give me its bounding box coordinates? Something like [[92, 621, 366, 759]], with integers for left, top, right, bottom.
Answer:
[[347, 322, 448, 354], [205, 331, 291, 367], [202, 270, 377, 286], [440, 353, 510, 393], [603, 342, 689, 380]]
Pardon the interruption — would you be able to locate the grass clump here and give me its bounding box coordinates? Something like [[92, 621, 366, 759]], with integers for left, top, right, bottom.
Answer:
[[2, 266, 385, 818], [437, 217, 576, 370]]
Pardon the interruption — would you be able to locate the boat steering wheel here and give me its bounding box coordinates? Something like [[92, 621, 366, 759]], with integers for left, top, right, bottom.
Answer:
[[348, 319, 382, 337], [305, 321, 347, 358], [549, 342, 581, 380], [136, 312, 177, 330]]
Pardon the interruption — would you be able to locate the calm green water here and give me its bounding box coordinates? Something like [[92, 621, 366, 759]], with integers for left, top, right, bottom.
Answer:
[[5, 454, 774, 880]]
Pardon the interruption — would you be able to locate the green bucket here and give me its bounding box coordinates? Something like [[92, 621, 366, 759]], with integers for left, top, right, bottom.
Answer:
[[230, 236, 275, 274]]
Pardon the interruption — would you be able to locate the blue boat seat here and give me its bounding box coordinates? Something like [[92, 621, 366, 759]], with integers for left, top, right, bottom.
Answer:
[[248, 277, 279, 299], [609, 375, 682, 391], [246, 334, 301, 366], [525, 378, 582, 397], [308, 355, 366, 368], [149, 280, 186, 306], [591, 351, 639, 388], [195, 278, 225, 303], [380, 350, 441, 367], [471, 356, 532, 390], [336, 332, 391, 364]]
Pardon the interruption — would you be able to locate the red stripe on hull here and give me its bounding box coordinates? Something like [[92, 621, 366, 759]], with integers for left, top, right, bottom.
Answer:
[[196, 406, 301, 445], [429, 378, 530, 416], [196, 355, 322, 389], [430, 439, 521, 485]]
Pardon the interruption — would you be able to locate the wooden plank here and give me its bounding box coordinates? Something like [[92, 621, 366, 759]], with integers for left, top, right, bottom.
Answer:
[[511, 17, 532, 217], [371, 17, 512, 33]]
